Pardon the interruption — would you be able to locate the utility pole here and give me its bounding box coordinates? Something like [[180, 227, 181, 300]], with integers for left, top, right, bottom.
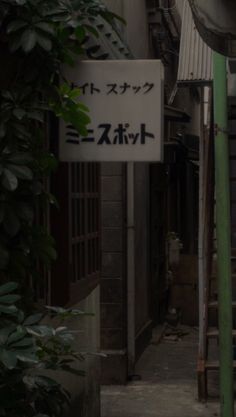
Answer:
[[213, 51, 234, 417]]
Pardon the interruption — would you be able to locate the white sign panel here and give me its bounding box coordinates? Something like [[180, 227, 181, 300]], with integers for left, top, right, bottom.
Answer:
[[60, 60, 164, 162]]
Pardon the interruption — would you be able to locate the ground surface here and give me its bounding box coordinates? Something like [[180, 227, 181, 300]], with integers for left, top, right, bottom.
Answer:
[[101, 327, 220, 417]]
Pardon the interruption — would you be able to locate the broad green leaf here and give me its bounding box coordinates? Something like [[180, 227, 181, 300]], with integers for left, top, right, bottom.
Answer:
[[36, 34, 52, 51], [78, 102, 89, 112], [24, 313, 43, 326], [0, 349, 17, 369], [7, 20, 27, 34], [55, 326, 67, 334], [34, 375, 59, 387], [10, 36, 24, 52], [21, 29, 37, 53], [15, 0, 27, 4], [26, 325, 54, 338], [0, 294, 21, 304], [83, 24, 99, 38], [8, 152, 33, 165], [43, 246, 57, 261], [61, 365, 85, 376], [35, 22, 54, 35], [0, 282, 18, 296], [17, 353, 38, 363], [2, 169, 18, 191], [23, 375, 37, 388], [0, 305, 18, 315], [8, 164, 33, 180], [38, 153, 58, 172], [75, 25, 86, 41], [11, 337, 34, 348], [0, 327, 14, 345], [7, 327, 26, 344], [46, 192, 59, 208], [27, 111, 44, 123], [46, 306, 67, 315], [13, 108, 26, 120]]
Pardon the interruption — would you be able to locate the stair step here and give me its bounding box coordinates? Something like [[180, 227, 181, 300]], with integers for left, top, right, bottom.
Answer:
[[206, 360, 236, 370], [207, 328, 236, 338]]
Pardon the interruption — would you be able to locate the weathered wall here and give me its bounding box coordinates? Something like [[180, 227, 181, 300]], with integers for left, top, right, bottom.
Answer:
[[123, 0, 150, 58], [134, 163, 153, 358], [100, 162, 127, 384], [169, 255, 199, 326], [103, 0, 123, 16], [100, 0, 152, 382], [104, 0, 150, 58], [53, 287, 101, 417]]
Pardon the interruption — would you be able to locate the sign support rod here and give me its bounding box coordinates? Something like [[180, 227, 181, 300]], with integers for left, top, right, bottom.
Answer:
[[213, 51, 234, 417], [127, 162, 135, 376]]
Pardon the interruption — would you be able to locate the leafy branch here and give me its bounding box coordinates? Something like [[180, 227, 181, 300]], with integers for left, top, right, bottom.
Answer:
[[0, 282, 91, 417], [0, 1, 121, 415], [0, 0, 120, 283]]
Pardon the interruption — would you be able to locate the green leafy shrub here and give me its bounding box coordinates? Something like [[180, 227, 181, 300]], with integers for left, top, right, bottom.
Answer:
[[0, 281, 91, 417], [0, 0, 120, 284], [0, 2, 120, 415]]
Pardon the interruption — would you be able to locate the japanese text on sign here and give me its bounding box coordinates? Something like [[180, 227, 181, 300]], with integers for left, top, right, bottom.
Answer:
[[66, 123, 154, 145], [71, 82, 155, 95], [60, 60, 164, 162]]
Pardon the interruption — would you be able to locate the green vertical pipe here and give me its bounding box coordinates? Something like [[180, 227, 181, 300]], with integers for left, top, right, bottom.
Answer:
[[213, 51, 234, 417]]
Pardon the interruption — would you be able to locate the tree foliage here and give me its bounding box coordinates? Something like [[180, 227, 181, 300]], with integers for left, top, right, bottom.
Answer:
[[0, 0, 120, 285], [0, 281, 93, 417], [0, 1, 121, 415]]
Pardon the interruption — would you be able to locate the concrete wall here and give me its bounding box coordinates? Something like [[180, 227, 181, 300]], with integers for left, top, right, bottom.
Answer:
[[100, 162, 127, 384], [103, 0, 123, 16], [104, 0, 150, 58], [100, 0, 153, 383], [134, 163, 151, 341], [123, 0, 150, 58], [54, 287, 101, 417]]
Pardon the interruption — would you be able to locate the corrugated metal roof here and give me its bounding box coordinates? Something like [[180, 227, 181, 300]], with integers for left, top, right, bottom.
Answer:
[[177, 0, 213, 85]]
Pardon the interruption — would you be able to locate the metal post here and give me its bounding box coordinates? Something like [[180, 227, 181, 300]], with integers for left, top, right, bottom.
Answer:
[[198, 88, 205, 361], [213, 51, 234, 417], [127, 162, 135, 376]]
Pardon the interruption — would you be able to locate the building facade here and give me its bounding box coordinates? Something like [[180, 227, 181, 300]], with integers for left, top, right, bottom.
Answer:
[[100, 0, 203, 384], [47, 0, 205, 413]]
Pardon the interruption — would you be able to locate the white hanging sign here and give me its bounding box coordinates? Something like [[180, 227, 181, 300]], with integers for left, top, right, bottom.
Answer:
[[60, 60, 164, 162]]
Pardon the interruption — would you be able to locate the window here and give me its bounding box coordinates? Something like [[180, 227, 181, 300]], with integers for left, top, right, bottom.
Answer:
[[50, 162, 100, 306]]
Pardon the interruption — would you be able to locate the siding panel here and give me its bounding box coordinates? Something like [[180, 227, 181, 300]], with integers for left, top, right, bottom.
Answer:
[[177, 0, 213, 84]]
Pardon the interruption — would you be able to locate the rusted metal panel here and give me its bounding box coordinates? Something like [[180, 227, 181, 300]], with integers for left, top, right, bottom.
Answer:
[[177, 0, 213, 85]]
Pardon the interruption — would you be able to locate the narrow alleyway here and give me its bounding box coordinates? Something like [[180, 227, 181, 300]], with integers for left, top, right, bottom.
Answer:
[[101, 328, 220, 417]]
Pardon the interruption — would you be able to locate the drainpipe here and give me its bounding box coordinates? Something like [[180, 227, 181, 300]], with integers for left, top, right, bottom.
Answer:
[[213, 51, 234, 417]]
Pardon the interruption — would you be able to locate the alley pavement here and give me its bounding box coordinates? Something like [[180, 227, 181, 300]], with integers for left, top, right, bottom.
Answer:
[[101, 327, 220, 417]]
